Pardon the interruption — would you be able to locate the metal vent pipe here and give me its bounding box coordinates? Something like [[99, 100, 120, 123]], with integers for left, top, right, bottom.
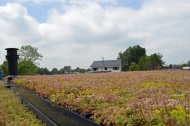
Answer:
[[5, 48, 19, 88]]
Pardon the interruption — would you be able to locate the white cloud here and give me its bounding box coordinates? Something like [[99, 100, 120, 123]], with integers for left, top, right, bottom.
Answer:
[[16, 0, 115, 4], [70, 0, 117, 4], [16, 0, 66, 4], [0, 3, 42, 60], [1, 0, 190, 70], [0, 3, 38, 43]]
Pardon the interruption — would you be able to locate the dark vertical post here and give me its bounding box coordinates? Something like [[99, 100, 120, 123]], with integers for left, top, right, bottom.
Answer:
[[5, 48, 19, 88]]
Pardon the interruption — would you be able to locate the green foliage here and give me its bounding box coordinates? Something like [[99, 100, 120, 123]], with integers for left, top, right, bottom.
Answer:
[[18, 45, 43, 75], [63, 66, 71, 73], [86, 68, 91, 72], [138, 56, 150, 71], [74, 67, 86, 73], [38, 67, 50, 75], [118, 45, 146, 71], [169, 64, 173, 69], [138, 53, 164, 71], [37, 66, 88, 75], [187, 60, 190, 66], [117, 51, 123, 60], [18, 45, 43, 66], [129, 62, 139, 71], [149, 53, 164, 70], [0, 61, 8, 77], [0, 45, 43, 76], [0, 58, 39, 77], [59, 68, 65, 74], [18, 60, 38, 75], [181, 60, 190, 68], [118, 45, 165, 71], [51, 68, 58, 74], [56, 66, 72, 74], [182, 63, 187, 67], [0, 82, 45, 126]]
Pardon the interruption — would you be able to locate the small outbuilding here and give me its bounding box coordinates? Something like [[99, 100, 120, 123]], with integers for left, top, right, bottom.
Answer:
[[90, 60, 121, 73]]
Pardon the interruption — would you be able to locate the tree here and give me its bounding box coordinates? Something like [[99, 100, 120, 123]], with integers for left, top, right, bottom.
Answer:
[[38, 67, 50, 75], [72, 67, 86, 73], [63, 66, 71, 73], [138, 53, 165, 71], [18, 45, 43, 66], [51, 68, 58, 74], [169, 64, 173, 69], [117, 51, 123, 60], [118, 45, 146, 71], [0, 61, 8, 77], [149, 53, 165, 70], [59, 68, 65, 74], [79, 68, 86, 73], [181, 63, 187, 68], [18, 60, 38, 75], [74, 67, 80, 73], [86, 68, 91, 72], [18, 45, 43, 75], [138, 56, 150, 71], [186, 60, 190, 66], [129, 62, 139, 71]]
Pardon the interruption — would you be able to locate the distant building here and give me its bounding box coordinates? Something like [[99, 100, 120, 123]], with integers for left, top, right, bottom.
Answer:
[[90, 60, 121, 73], [183, 66, 190, 70]]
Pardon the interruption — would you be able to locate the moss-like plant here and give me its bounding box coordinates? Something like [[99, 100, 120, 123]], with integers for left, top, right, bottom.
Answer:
[[0, 81, 46, 126], [12, 71, 190, 126]]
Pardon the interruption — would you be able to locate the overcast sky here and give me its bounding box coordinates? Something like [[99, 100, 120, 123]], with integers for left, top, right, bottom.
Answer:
[[0, 0, 190, 70]]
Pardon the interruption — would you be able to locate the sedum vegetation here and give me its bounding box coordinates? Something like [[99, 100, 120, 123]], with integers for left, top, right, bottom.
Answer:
[[0, 81, 45, 126], [12, 71, 190, 126]]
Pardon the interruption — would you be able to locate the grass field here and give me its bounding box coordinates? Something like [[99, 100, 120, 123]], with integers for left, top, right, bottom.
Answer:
[[12, 70, 190, 126]]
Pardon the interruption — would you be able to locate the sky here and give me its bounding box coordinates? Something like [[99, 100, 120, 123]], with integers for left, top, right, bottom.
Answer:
[[0, 0, 190, 70]]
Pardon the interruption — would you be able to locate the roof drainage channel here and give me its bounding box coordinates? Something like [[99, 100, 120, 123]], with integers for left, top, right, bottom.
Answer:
[[18, 93, 59, 126], [11, 83, 100, 126]]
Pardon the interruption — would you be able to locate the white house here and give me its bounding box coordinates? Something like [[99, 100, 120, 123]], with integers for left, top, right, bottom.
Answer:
[[183, 66, 190, 70], [90, 60, 121, 73]]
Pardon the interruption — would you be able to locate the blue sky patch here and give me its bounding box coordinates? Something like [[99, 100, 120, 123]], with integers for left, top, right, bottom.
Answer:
[[0, 0, 144, 23]]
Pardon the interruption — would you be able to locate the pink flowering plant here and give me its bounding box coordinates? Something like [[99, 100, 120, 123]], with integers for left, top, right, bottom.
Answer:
[[12, 71, 190, 126]]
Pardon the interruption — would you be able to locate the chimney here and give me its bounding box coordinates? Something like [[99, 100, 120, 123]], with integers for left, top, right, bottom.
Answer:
[[5, 48, 19, 88]]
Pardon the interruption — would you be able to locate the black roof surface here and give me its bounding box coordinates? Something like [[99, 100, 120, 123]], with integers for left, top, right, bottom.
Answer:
[[90, 60, 121, 67]]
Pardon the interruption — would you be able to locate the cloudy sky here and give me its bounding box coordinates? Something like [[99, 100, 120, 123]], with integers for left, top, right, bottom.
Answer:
[[0, 0, 190, 70]]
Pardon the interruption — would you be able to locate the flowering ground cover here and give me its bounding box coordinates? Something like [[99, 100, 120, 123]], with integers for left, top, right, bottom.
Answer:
[[0, 81, 45, 126], [12, 70, 190, 126]]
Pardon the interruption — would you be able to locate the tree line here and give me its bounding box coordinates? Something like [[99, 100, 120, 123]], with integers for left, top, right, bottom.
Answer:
[[1, 44, 189, 77], [0, 45, 90, 77], [38, 66, 91, 75], [167, 61, 190, 69], [117, 45, 165, 71]]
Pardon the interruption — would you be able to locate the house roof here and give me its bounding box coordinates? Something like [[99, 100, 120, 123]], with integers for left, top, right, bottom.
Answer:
[[90, 60, 121, 67]]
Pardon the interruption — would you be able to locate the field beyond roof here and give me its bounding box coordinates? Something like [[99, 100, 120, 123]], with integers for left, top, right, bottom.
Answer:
[[12, 71, 190, 126]]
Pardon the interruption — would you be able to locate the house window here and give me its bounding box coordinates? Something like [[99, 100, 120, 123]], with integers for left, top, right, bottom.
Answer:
[[93, 68, 98, 71], [105, 67, 107, 70], [113, 67, 119, 70]]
